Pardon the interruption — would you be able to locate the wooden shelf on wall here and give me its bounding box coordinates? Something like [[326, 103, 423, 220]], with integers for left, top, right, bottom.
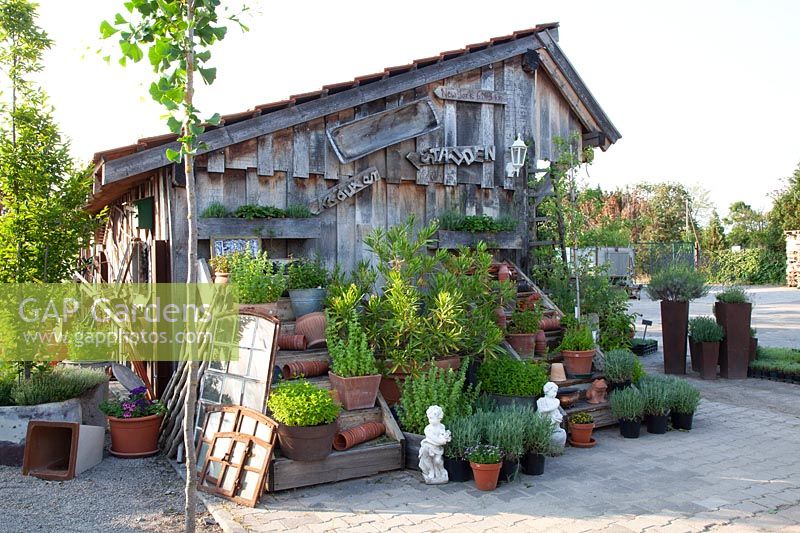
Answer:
[[433, 230, 523, 250], [197, 217, 321, 240]]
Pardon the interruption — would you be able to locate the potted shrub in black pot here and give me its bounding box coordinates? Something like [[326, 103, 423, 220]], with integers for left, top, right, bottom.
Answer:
[[639, 376, 670, 434], [667, 379, 701, 430], [267, 379, 340, 462], [690, 316, 724, 380], [443, 416, 478, 482], [610, 386, 645, 438], [603, 349, 637, 393], [714, 287, 752, 379], [520, 413, 555, 475], [477, 356, 548, 408], [288, 258, 329, 316], [645, 265, 708, 375]]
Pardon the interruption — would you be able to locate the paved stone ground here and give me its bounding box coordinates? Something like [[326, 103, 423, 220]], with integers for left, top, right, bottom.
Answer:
[[209, 286, 800, 533]]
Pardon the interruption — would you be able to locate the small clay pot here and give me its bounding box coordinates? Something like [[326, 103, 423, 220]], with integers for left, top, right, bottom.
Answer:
[[213, 272, 230, 285], [108, 414, 163, 457], [328, 372, 381, 410], [558, 391, 580, 408], [470, 461, 502, 491], [562, 349, 596, 377], [277, 334, 307, 351], [619, 418, 641, 439], [282, 359, 329, 379], [333, 422, 385, 451], [444, 457, 472, 482], [671, 411, 694, 431], [569, 422, 594, 444], [550, 363, 567, 382], [494, 307, 508, 330], [276, 421, 337, 461], [506, 333, 536, 357], [433, 356, 462, 371], [295, 312, 327, 349], [646, 414, 669, 434], [497, 264, 511, 282], [521, 452, 545, 476], [540, 316, 562, 331]]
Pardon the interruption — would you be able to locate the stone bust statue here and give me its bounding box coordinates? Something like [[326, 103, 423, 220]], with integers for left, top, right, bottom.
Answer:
[[537, 381, 567, 449], [418, 405, 451, 484]]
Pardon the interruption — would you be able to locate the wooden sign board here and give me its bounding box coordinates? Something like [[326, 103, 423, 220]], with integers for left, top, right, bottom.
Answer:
[[309, 167, 381, 214], [406, 145, 496, 170], [433, 86, 509, 105], [211, 238, 260, 257]]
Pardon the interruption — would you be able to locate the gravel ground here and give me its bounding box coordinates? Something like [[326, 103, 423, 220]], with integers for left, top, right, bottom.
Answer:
[[0, 452, 221, 533]]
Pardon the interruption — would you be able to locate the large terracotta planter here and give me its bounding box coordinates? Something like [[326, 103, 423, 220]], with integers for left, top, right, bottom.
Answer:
[[715, 302, 752, 379], [470, 462, 502, 491], [433, 356, 462, 371], [699, 341, 719, 380], [506, 333, 536, 357], [568, 422, 594, 444], [328, 372, 381, 410], [379, 371, 408, 406], [689, 336, 701, 373], [333, 422, 385, 451], [660, 300, 689, 375], [276, 421, 337, 461], [108, 414, 163, 458], [282, 359, 329, 379], [561, 349, 595, 377]]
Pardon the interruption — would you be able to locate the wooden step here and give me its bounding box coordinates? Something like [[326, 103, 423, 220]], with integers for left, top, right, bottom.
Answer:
[[275, 348, 329, 366], [566, 400, 615, 428]]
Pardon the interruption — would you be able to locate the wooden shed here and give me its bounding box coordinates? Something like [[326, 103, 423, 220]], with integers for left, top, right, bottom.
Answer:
[[88, 22, 620, 286]]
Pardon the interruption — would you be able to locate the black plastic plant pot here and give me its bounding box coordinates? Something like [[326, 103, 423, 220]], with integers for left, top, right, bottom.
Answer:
[[619, 419, 641, 439], [444, 456, 472, 482], [608, 380, 632, 394], [646, 414, 669, 434], [500, 458, 519, 483], [671, 411, 694, 431], [521, 452, 545, 476]]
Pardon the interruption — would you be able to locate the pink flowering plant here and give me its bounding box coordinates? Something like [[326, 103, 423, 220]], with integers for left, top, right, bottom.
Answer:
[[100, 387, 166, 419]]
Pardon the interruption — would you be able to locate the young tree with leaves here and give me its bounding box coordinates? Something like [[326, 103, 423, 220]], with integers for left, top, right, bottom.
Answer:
[[102, 2, 245, 530]]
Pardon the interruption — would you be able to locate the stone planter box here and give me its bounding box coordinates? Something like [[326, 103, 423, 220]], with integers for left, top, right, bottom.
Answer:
[[0, 398, 82, 466]]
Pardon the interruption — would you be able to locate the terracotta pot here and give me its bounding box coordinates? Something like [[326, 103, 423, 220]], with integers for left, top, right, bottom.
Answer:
[[749, 337, 758, 362], [516, 292, 541, 311], [558, 391, 579, 408], [328, 372, 382, 410], [660, 300, 689, 375], [278, 334, 307, 351], [569, 422, 594, 444], [276, 421, 337, 461], [444, 457, 472, 482], [506, 333, 536, 357], [534, 330, 547, 356], [671, 411, 693, 431], [619, 419, 641, 439], [715, 302, 751, 379], [333, 421, 385, 451], [539, 316, 561, 331], [470, 461, 502, 491], [107, 414, 163, 458], [282, 359, 329, 379], [521, 452, 545, 476], [240, 300, 294, 322], [433, 356, 462, 371], [379, 372, 408, 406], [494, 307, 508, 330], [699, 341, 719, 380], [561, 349, 595, 377], [497, 264, 511, 282], [646, 414, 668, 434], [550, 363, 567, 382], [689, 336, 701, 373], [295, 312, 327, 349], [213, 272, 230, 284]]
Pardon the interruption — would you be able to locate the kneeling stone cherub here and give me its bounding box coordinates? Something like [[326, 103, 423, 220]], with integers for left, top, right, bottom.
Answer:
[[418, 405, 451, 484]]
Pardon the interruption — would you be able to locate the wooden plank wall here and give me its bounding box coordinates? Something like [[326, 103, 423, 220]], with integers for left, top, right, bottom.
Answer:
[[163, 56, 583, 280]]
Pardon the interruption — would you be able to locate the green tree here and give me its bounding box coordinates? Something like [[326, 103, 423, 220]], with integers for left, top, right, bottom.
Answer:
[[724, 201, 767, 248], [102, 2, 245, 530], [639, 182, 695, 243], [770, 163, 800, 232], [701, 210, 727, 252], [0, 0, 96, 285]]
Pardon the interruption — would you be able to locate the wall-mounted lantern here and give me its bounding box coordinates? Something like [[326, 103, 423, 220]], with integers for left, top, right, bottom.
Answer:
[[505, 135, 528, 178]]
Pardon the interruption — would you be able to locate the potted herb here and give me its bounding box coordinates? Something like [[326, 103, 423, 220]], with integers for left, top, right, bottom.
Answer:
[[486, 408, 525, 482], [667, 379, 700, 430], [208, 254, 231, 284], [610, 386, 645, 438], [476, 356, 548, 408], [467, 444, 503, 491], [690, 316, 723, 380], [505, 306, 542, 357], [645, 265, 707, 375], [688, 317, 703, 372], [288, 258, 328, 316], [639, 376, 670, 434], [229, 251, 288, 319], [443, 416, 478, 482], [714, 287, 752, 379], [267, 379, 340, 462], [603, 349, 637, 392], [100, 386, 166, 457], [567, 412, 595, 447], [327, 310, 381, 410], [520, 411, 555, 475], [558, 323, 596, 377]]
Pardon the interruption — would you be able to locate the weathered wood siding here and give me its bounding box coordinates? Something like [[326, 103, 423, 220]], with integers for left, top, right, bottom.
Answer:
[[161, 55, 584, 280]]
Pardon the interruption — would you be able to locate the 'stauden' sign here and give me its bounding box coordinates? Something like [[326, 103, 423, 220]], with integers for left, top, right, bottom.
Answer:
[[406, 145, 496, 170], [310, 167, 381, 214]]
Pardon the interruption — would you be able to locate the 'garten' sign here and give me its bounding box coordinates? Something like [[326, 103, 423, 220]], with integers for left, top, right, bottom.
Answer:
[[309, 167, 381, 214]]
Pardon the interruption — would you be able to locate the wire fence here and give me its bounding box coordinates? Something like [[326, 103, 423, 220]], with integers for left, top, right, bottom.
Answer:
[[632, 242, 696, 279]]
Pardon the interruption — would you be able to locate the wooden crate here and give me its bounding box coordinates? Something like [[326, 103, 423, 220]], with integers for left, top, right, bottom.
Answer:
[[566, 401, 615, 429]]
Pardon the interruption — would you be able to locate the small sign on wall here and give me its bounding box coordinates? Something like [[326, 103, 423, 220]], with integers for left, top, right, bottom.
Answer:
[[211, 238, 260, 257], [309, 167, 381, 214], [406, 146, 496, 170]]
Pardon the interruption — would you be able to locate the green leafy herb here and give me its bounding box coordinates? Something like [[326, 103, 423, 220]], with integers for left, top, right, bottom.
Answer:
[[327, 310, 378, 378], [689, 316, 724, 342], [477, 357, 548, 397], [267, 379, 340, 427], [715, 286, 750, 304], [610, 386, 645, 421], [200, 201, 229, 218], [288, 258, 328, 290], [397, 365, 477, 435], [645, 264, 708, 302]]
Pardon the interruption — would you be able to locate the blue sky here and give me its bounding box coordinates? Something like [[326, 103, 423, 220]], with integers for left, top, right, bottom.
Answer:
[[35, 0, 800, 215]]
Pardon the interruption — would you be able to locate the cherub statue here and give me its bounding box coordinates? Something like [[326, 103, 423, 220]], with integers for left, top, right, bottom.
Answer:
[[418, 405, 451, 484], [537, 381, 567, 449]]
